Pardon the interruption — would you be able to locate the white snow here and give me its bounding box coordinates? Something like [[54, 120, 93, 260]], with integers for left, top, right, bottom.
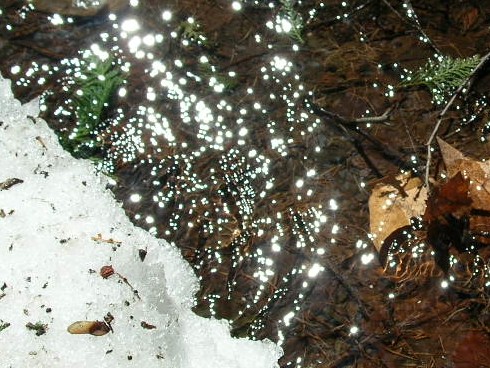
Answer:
[[0, 76, 282, 367]]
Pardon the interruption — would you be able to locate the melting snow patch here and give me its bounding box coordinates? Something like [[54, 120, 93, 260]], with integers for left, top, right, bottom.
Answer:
[[0, 76, 281, 368]]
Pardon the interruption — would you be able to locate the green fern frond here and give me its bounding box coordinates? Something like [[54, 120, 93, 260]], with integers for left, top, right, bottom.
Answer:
[[400, 55, 481, 105]]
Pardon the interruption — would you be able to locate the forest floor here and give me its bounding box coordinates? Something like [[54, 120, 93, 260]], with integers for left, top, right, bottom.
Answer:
[[2, 0, 490, 367]]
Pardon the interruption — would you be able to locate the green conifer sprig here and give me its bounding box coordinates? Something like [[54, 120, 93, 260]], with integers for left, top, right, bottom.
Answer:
[[401, 55, 481, 104], [279, 0, 304, 44], [60, 52, 124, 159]]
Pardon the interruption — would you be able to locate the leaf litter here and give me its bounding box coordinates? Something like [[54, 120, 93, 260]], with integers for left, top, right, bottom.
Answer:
[[367, 138, 490, 368], [370, 138, 490, 268]]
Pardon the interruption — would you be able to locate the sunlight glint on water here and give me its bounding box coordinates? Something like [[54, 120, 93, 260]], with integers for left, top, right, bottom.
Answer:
[[5, 1, 490, 366], [0, 1, 425, 366]]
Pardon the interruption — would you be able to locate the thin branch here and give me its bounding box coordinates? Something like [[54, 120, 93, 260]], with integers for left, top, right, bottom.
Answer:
[[305, 98, 392, 126], [424, 50, 490, 187], [381, 0, 442, 55], [354, 106, 394, 124], [305, 98, 414, 174]]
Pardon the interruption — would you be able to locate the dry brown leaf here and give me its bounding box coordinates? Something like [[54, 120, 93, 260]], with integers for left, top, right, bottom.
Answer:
[[424, 172, 472, 222], [469, 214, 490, 246], [438, 137, 490, 212], [369, 173, 427, 251], [434, 138, 490, 247], [67, 321, 110, 336]]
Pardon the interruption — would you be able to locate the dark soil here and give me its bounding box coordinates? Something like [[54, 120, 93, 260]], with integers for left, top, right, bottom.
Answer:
[[2, 0, 490, 367]]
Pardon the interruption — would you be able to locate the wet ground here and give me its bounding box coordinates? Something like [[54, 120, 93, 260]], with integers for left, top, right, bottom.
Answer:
[[2, 0, 490, 367]]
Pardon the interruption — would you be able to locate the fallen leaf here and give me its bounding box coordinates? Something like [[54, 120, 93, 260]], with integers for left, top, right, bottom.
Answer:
[[438, 137, 490, 212], [369, 173, 427, 251], [67, 321, 110, 336], [100, 265, 115, 279], [371, 140, 490, 279], [437, 138, 490, 241], [424, 172, 472, 222]]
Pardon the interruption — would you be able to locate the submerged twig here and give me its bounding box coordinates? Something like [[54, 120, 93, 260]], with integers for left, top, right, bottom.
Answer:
[[305, 98, 392, 126], [305, 98, 414, 175], [355, 106, 394, 124], [381, 0, 442, 55]]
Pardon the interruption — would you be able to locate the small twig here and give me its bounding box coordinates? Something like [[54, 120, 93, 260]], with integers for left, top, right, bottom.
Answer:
[[322, 255, 371, 319], [305, 98, 392, 126], [220, 51, 269, 71], [441, 306, 467, 324], [425, 50, 490, 187], [91, 233, 122, 245], [100, 265, 141, 300], [325, 352, 356, 368], [352, 140, 383, 177], [354, 106, 393, 124], [306, 98, 414, 174], [35, 136, 48, 150], [382, 346, 417, 360], [381, 0, 442, 55], [116, 272, 141, 300]]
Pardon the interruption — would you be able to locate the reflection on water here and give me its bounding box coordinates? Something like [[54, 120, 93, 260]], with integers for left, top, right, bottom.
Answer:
[[3, 0, 490, 366]]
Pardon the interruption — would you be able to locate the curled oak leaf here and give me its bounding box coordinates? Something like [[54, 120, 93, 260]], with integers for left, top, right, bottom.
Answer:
[[423, 172, 472, 223], [369, 173, 427, 252], [438, 137, 490, 212], [437, 137, 465, 173]]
